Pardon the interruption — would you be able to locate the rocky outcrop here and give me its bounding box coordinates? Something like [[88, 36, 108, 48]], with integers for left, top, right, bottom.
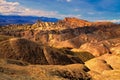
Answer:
[[58, 17, 92, 28], [0, 18, 120, 56], [0, 18, 120, 58], [30, 17, 93, 30]]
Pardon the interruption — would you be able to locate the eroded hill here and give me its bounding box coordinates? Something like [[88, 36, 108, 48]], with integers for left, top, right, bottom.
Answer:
[[0, 17, 120, 80]]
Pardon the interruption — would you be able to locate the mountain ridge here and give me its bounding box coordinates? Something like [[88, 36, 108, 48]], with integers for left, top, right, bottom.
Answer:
[[0, 15, 59, 26], [0, 17, 120, 80]]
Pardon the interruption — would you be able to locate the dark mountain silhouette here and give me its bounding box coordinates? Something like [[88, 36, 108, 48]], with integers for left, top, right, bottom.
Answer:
[[0, 15, 59, 26]]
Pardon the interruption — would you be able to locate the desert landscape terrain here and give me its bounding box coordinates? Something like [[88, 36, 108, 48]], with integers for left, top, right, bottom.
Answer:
[[0, 17, 120, 80]]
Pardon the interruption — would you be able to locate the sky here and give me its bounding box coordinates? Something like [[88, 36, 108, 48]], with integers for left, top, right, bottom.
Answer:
[[0, 0, 120, 22]]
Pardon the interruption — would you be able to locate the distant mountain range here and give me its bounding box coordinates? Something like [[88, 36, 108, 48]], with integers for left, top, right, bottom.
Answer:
[[0, 15, 59, 26]]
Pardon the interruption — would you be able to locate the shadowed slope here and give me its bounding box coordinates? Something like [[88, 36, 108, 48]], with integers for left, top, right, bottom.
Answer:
[[0, 38, 83, 65], [0, 38, 48, 64]]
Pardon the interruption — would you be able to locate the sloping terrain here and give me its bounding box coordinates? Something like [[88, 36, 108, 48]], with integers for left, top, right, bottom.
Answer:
[[85, 54, 120, 80], [0, 59, 91, 80], [0, 17, 120, 80], [0, 38, 85, 65], [0, 35, 14, 42]]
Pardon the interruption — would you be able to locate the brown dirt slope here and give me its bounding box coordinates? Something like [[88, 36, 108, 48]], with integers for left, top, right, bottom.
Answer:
[[85, 54, 120, 80], [0, 38, 83, 65], [0, 59, 91, 80]]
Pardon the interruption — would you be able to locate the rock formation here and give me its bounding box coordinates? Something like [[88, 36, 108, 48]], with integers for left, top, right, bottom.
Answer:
[[0, 17, 120, 80]]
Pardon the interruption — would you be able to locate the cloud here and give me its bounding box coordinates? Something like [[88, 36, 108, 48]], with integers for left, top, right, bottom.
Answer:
[[0, 0, 60, 17], [0, 0, 80, 18], [57, 0, 72, 2], [66, 0, 71, 2], [0, 0, 20, 14], [96, 19, 120, 23], [59, 14, 81, 18]]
